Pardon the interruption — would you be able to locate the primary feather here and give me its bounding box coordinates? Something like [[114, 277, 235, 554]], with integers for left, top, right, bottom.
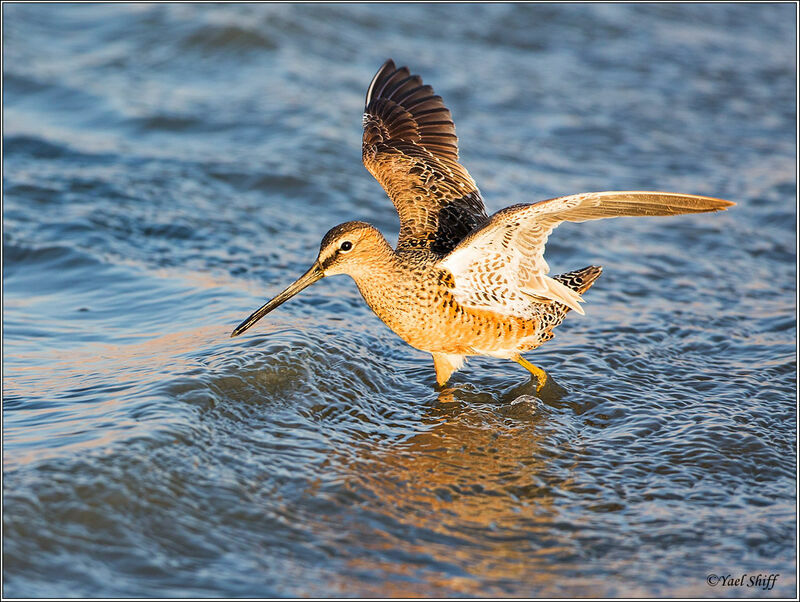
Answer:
[[362, 59, 488, 255]]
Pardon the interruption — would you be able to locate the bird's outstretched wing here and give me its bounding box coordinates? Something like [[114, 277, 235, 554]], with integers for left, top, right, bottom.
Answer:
[[438, 191, 734, 316], [362, 59, 488, 255]]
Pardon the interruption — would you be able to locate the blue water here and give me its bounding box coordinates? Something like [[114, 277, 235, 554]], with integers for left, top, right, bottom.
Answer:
[[3, 3, 796, 597]]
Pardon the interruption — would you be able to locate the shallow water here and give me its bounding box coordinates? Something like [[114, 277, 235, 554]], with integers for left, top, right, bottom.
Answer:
[[3, 3, 796, 598]]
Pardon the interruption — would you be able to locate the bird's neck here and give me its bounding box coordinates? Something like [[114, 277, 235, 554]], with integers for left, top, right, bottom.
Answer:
[[348, 244, 411, 313], [349, 239, 402, 285]]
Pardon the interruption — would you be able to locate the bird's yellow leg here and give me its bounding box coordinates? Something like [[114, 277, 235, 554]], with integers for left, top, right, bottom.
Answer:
[[513, 354, 548, 391]]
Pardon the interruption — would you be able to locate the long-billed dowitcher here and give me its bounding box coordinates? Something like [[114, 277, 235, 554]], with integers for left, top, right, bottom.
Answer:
[[231, 60, 734, 388]]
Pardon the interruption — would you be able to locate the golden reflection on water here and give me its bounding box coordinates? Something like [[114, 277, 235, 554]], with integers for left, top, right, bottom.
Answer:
[[323, 383, 598, 597], [3, 322, 229, 469], [5, 323, 223, 397]]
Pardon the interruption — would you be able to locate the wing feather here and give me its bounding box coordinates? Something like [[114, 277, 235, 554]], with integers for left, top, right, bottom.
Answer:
[[439, 191, 734, 316], [363, 60, 488, 255]]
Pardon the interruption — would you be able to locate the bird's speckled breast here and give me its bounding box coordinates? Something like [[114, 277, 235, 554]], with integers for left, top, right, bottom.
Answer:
[[350, 250, 563, 356]]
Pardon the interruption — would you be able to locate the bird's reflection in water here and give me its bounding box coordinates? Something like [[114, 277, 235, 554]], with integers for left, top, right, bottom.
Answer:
[[328, 371, 586, 597]]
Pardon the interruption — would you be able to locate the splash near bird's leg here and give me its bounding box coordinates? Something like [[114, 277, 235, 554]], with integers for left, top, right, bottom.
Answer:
[[513, 354, 548, 392]]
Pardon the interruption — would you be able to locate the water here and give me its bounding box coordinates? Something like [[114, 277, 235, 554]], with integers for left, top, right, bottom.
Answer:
[[3, 3, 796, 597]]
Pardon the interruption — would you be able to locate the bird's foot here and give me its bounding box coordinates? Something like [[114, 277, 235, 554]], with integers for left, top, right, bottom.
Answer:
[[513, 355, 548, 392], [512, 354, 568, 402]]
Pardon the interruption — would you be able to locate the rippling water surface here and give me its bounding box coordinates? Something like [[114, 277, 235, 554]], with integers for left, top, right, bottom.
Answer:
[[3, 3, 796, 598]]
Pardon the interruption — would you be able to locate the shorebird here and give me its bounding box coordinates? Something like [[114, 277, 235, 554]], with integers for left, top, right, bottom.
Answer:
[[231, 60, 733, 388]]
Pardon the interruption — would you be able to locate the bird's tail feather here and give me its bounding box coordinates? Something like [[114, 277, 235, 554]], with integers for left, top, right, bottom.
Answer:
[[554, 265, 603, 298]]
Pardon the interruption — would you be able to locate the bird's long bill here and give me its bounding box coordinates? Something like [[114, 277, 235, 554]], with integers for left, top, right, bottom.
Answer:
[[230, 263, 324, 337]]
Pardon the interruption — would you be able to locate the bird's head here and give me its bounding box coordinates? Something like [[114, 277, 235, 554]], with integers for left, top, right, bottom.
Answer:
[[316, 221, 389, 277], [230, 221, 389, 337]]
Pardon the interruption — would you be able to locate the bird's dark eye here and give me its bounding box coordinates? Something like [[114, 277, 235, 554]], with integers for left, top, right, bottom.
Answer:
[[340, 241, 353, 252]]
